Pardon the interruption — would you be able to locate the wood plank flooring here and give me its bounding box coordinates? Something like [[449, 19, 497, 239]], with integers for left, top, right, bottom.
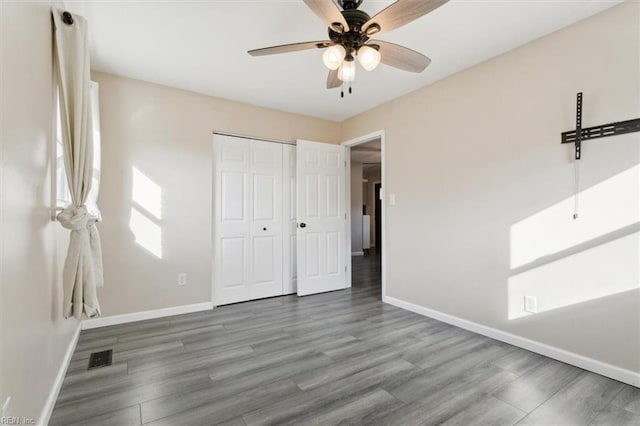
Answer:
[[51, 252, 639, 425]]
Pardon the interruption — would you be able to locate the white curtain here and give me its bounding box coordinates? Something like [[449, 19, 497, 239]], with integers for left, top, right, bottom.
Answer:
[[53, 9, 103, 319]]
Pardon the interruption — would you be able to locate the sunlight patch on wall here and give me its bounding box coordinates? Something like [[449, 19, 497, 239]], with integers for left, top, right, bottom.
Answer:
[[130, 166, 162, 258], [129, 209, 163, 258], [508, 232, 639, 320], [510, 165, 639, 269], [132, 167, 162, 219]]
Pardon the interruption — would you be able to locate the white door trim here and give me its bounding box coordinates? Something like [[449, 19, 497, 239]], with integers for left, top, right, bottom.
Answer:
[[342, 130, 386, 299]]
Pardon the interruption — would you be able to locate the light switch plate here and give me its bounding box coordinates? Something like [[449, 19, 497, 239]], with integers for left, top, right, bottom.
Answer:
[[524, 295, 537, 313], [178, 273, 187, 286]]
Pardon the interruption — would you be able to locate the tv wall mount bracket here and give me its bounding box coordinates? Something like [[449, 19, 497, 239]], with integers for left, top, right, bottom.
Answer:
[[561, 92, 640, 160]]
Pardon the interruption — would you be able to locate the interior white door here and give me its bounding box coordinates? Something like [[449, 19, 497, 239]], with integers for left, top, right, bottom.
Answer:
[[214, 135, 250, 304], [249, 139, 283, 300], [296, 140, 348, 296], [213, 135, 283, 305], [283, 144, 297, 294]]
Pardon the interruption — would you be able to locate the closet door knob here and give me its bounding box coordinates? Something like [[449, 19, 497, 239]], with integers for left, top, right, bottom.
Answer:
[[299, 223, 306, 228], [263, 227, 267, 231]]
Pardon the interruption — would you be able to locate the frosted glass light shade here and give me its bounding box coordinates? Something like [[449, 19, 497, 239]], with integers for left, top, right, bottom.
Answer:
[[322, 45, 346, 70], [357, 45, 381, 71], [338, 60, 356, 82]]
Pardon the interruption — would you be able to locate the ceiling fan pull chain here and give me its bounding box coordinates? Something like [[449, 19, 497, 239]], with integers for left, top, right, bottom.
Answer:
[[349, 81, 352, 94], [341, 81, 344, 98]]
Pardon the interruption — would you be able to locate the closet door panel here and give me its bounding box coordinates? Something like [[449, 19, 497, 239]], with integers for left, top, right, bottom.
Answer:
[[214, 136, 250, 304], [221, 172, 246, 221], [249, 140, 283, 300], [283, 145, 297, 294], [215, 136, 286, 304]]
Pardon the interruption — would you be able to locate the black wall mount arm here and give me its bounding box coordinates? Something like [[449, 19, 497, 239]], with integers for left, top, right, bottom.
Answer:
[[561, 92, 640, 160]]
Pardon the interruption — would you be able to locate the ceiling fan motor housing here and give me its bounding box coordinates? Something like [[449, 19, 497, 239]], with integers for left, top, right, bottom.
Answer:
[[339, 0, 364, 10], [328, 8, 372, 56]]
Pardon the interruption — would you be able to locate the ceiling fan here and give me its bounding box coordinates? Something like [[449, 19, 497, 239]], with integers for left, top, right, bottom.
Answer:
[[248, 0, 449, 97]]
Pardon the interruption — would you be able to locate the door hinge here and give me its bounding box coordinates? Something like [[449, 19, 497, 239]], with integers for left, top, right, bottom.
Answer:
[[344, 160, 347, 167]]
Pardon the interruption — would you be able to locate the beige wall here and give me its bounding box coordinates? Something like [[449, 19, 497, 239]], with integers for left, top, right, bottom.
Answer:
[[93, 71, 341, 316], [350, 161, 364, 253], [343, 1, 640, 373], [0, 1, 79, 422]]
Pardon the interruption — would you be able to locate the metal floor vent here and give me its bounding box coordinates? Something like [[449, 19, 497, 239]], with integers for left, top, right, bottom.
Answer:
[[88, 349, 113, 370]]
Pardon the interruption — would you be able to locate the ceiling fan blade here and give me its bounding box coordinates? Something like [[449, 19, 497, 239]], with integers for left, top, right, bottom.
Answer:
[[303, 0, 350, 33], [373, 40, 431, 72], [363, 0, 449, 36], [248, 40, 333, 56], [327, 69, 341, 89]]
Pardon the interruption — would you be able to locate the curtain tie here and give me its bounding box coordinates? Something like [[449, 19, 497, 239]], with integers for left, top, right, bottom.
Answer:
[[57, 205, 91, 231]]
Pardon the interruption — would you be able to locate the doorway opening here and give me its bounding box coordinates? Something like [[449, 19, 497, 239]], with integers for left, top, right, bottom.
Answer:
[[344, 131, 385, 300]]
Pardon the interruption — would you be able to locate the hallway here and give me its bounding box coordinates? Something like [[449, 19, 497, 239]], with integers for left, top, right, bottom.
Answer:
[[352, 249, 382, 294]]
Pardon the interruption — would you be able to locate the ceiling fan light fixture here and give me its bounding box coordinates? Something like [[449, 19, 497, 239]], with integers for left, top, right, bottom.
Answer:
[[364, 23, 381, 36], [338, 59, 356, 82], [322, 44, 346, 70], [357, 45, 381, 71], [250, 0, 448, 96]]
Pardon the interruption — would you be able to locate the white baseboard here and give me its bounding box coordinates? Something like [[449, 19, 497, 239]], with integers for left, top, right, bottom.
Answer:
[[82, 302, 214, 330], [39, 322, 81, 426], [351, 251, 364, 256], [383, 295, 640, 388]]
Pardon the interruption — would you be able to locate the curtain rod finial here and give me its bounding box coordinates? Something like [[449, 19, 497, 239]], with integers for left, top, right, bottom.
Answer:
[[62, 11, 74, 25]]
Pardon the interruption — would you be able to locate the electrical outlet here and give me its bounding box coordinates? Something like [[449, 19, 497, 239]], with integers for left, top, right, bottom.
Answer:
[[178, 273, 187, 286], [2, 396, 11, 418], [524, 295, 537, 313]]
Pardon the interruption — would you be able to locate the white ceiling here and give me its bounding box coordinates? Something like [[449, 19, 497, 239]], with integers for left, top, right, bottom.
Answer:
[[351, 148, 382, 164], [351, 139, 382, 163], [68, 0, 622, 121]]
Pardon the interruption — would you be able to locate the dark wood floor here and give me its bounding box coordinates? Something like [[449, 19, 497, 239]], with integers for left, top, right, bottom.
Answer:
[[52, 252, 640, 425]]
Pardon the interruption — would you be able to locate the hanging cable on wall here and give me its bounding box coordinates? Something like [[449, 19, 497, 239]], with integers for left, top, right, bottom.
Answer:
[[573, 158, 580, 220], [573, 92, 582, 220]]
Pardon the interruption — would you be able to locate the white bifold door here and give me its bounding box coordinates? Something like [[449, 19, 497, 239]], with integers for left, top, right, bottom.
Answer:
[[283, 145, 298, 294], [213, 135, 284, 305], [296, 140, 348, 296], [214, 136, 347, 304]]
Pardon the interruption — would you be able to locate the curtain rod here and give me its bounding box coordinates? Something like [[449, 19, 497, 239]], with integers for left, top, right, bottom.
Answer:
[[212, 131, 296, 145], [62, 11, 74, 25]]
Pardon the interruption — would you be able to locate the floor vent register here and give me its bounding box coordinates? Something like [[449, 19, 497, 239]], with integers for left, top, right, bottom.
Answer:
[[88, 349, 113, 369]]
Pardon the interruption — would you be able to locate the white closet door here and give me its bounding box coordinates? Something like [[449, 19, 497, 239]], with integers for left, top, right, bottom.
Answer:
[[249, 139, 283, 300], [283, 144, 297, 294], [296, 140, 348, 296], [213, 135, 283, 305], [214, 135, 250, 304]]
